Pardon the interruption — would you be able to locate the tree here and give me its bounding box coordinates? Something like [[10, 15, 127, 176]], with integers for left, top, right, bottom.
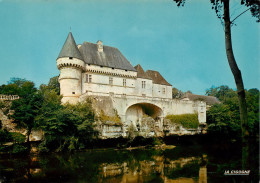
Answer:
[[172, 87, 184, 98], [8, 80, 43, 149], [47, 76, 60, 94], [173, 0, 259, 169], [37, 84, 97, 152], [207, 86, 259, 137]]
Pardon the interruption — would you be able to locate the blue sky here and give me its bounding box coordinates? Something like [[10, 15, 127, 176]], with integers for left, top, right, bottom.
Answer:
[[0, 0, 259, 94]]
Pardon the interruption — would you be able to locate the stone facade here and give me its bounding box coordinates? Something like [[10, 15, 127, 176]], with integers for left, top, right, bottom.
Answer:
[[57, 32, 207, 138]]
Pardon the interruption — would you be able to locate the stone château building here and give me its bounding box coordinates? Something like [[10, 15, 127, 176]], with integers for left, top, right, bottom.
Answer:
[[56, 32, 207, 137], [57, 32, 172, 104]]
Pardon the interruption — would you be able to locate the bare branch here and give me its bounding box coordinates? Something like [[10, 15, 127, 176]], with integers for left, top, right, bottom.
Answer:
[[231, 8, 251, 23]]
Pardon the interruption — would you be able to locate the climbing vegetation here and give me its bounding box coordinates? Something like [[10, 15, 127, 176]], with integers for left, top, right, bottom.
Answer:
[[166, 114, 199, 129]]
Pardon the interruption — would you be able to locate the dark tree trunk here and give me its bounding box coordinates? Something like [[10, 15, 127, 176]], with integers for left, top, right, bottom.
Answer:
[[223, 0, 249, 170], [26, 127, 32, 151]]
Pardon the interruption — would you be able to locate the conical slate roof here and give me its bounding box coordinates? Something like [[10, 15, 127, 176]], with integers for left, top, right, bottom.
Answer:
[[57, 32, 83, 60]]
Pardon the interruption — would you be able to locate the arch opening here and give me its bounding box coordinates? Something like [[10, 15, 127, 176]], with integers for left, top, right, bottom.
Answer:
[[125, 103, 163, 126]]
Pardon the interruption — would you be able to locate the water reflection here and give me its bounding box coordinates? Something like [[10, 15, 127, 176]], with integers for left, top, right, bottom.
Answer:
[[0, 143, 258, 183], [99, 155, 207, 183], [0, 147, 209, 183]]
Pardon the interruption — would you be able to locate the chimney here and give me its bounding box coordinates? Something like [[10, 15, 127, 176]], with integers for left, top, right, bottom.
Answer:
[[97, 40, 103, 52]]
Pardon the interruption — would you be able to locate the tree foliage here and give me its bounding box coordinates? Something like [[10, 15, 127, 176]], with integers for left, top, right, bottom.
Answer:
[[37, 84, 97, 152], [206, 86, 259, 138], [7, 79, 43, 145], [37, 98, 97, 152], [0, 77, 97, 153]]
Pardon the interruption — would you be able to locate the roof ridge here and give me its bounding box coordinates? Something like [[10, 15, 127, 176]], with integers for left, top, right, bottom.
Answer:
[[83, 41, 118, 49]]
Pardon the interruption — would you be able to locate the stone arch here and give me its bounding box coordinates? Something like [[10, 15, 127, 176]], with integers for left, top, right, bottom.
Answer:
[[125, 102, 163, 126]]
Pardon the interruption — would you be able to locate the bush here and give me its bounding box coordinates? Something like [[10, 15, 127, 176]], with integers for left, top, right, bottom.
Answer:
[[12, 144, 27, 154], [10, 132, 26, 144], [99, 110, 121, 125], [0, 129, 12, 144], [166, 114, 199, 129]]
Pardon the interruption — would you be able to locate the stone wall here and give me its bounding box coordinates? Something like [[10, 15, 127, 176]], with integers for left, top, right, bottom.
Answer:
[[80, 95, 207, 139]]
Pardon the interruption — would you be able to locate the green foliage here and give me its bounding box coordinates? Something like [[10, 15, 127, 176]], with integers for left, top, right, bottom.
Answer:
[[38, 96, 97, 152], [151, 138, 164, 146], [0, 78, 45, 147], [0, 129, 12, 145], [166, 114, 199, 129], [0, 101, 5, 109], [206, 85, 236, 102], [47, 76, 60, 94], [9, 81, 43, 143], [0, 77, 98, 153], [99, 110, 121, 125], [10, 132, 26, 144], [206, 86, 259, 138], [39, 76, 60, 95], [172, 87, 184, 99], [12, 144, 27, 154]]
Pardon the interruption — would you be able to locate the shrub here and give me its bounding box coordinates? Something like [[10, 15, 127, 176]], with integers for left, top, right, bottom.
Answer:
[[166, 114, 199, 129], [10, 132, 26, 144], [12, 144, 27, 154], [0, 129, 12, 144], [99, 110, 121, 125]]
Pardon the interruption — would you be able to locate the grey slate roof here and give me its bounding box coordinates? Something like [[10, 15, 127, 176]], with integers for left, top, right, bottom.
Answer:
[[146, 70, 172, 86], [79, 42, 136, 72], [57, 32, 83, 60], [183, 93, 221, 106]]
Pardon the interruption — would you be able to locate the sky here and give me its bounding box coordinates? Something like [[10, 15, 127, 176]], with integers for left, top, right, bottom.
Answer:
[[0, 0, 259, 95]]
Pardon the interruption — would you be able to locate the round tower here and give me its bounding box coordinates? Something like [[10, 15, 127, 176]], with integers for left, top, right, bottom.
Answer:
[[56, 32, 85, 104]]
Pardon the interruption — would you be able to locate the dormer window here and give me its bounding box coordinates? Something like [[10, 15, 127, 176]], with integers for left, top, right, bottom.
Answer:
[[97, 40, 103, 52]]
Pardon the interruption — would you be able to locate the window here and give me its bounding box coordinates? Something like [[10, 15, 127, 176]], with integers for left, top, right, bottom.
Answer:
[[72, 92, 75, 94], [163, 88, 166, 94], [142, 81, 146, 88], [89, 75, 92, 83], [109, 77, 113, 85], [123, 79, 126, 87], [86, 74, 92, 83], [69, 57, 73, 59]]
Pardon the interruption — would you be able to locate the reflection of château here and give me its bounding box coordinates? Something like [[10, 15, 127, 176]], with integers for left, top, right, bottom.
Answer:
[[99, 155, 207, 183], [57, 32, 210, 138]]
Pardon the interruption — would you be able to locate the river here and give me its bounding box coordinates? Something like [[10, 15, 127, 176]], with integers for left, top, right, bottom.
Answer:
[[0, 137, 258, 183]]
